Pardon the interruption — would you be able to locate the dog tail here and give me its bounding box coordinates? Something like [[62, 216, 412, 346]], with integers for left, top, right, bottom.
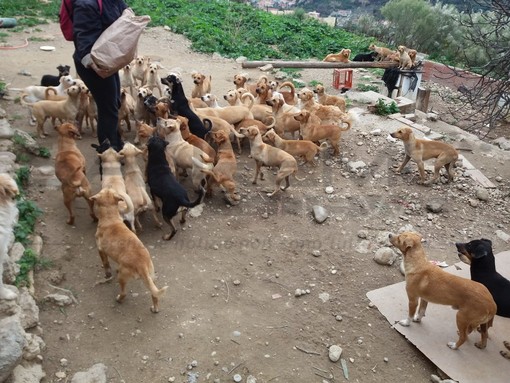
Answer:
[[142, 272, 168, 299], [317, 141, 329, 152], [188, 186, 205, 208], [20, 93, 36, 107], [191, 156, 215, 177], [266, 116, 276, 129], [293, 171, 305, 182], [278, 81, 296, 99], [340, 109, 361, 131], [241, 92, 255, 109]]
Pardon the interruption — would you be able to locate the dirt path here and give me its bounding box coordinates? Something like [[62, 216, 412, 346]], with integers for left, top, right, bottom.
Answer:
[[2, 22, 510, 383]]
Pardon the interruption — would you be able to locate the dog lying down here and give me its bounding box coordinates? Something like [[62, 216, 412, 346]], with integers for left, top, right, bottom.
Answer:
[[146, 135, 205, 240], [90, 187, 168, 313]]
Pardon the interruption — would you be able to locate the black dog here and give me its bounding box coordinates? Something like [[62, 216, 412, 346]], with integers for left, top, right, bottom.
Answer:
[[456, 239, 510, 318], [146, 135, 204, 240], [40, 65, 71, 87], [160, 74, 209, 139], [352, 52, 377, 62]]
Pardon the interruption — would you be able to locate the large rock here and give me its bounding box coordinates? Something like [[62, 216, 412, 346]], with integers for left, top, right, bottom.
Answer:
[[312, 205, 329, 223], [19, 288, 39, 329], [71, 363, 107, 383], [10, 363, 46, 383], [22, 333, 45, 362], [0, 316, 26, 382], [373, 247, 398, 266]]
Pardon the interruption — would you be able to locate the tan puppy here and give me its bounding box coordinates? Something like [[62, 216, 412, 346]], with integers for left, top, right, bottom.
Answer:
[[369, 43, 394, 61], [135, 86, 153, 123], [198, 94, 254, 124], [203, 130, 240, 204], [255, 79, 272, 105], [118, 143, 162, 231], [197, 114, 244, 154], [84, 92, 98, 137], [90, 187, 168, 313], [135, 120, 155, 147], [233, 73, 268, 96], [265, 94, 301, 138], [263, 129, 326, 166], [132, 55, 150, 86], [73, 79, 92, 136], [156, 117, 213, 191], [398, 45, 413, 70], [390, 126, 459, 184], [177, 116, 216, 161], [389, 231, 496, 350], [0, 173, 19, 300], [314, 84, 346, 112], [191, 71, 212, 98], [118, 87, 136, 136], [294, 110, 350, 156], [407, 49, 417, 65], [97, 148, 136, 232], [223, 90, 272, 124], [144, 62, 164, 96], [239, 126, 303, 197], [31, 84, 82, 138], [297, 87, 353, 129], [54, 123, 95, 225], [323, 48, 351, 63], [120, 63, 136, 97]]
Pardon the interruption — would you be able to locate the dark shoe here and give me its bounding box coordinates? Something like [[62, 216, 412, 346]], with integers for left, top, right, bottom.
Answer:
[[91, 139, 111, 154]]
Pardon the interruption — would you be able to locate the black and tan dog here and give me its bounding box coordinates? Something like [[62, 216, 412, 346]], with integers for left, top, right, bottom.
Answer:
[[146, 135, 204, 240], [389, 231, 497, 350], [456, 239, 510, 318], [160, 74, 209, 139], [40, 64, 71, 87]]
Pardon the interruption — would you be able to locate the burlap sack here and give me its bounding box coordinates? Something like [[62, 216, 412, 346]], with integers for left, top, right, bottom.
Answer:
[[91, 8, 151, 78]]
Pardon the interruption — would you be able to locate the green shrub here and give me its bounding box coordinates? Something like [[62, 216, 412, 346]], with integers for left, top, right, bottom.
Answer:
[[374, 98, 400, 115]]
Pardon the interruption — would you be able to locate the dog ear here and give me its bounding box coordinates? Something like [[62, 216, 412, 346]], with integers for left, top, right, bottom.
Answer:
[[481, 238, 492, 247]]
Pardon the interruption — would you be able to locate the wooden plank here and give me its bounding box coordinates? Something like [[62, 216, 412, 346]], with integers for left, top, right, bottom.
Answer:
[[241, 60, 399, 69]]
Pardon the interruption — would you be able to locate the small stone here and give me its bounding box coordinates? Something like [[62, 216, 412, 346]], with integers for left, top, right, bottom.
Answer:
[[60, 358, 68, 367], [495, 176, 503, 182], [233, 279, 241, 286], [312, 205, 329, 223], [261, 212, 269, 219], [328, 345, 343, 362], [335, 315, 343, 321], [325, 186, 334, 194], [233, 373, 243, 382], [357, 230, 368, 239], [311, 250, 321, 257], [55, 371, 66, 379], [295, 289, 303, 297], [318, 292, 330, 302], [426, 201, 443, 213], [475, 187, 489, 201], [191, 360, 198, 367], [469, 199, 479, 208], [168, 377, 175, 382]]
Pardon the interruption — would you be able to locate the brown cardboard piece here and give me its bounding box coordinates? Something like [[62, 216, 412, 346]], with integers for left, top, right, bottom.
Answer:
[[367, 251, 510, 383]]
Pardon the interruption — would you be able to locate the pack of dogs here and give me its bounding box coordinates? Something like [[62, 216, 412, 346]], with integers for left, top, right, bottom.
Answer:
[[5, 55, 509, 359]]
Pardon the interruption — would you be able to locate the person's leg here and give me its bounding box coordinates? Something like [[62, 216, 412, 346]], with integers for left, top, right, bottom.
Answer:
[[75, 60, 123, 151]]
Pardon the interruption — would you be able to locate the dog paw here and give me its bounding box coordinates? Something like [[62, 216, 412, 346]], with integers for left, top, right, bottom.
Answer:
[[474, 341, 486, 349], [412, 316, 422, 323], [447, 342, 458, 350], [399, 318, 411, 327], [150, 306, 159, 313]]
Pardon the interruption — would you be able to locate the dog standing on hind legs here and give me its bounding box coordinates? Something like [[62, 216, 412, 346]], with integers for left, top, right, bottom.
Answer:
[[146, 135, 205, 240], [54, 123, 96, 226], [90, 188, 168, 313]]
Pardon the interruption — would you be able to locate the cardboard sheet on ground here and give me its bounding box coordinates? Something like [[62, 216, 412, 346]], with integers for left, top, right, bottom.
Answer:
[[367, 251, 510, 383]]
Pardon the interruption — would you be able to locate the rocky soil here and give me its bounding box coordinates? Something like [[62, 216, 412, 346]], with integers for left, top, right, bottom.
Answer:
[[1, 22, 510, 383]]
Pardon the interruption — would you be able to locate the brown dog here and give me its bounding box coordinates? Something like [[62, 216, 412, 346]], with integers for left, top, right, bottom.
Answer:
[[369, 43, 394, 61], [54, 123, 95, 225], [323, 48, 351, 63], [118, 87, 136, 136], [233, 74, 268, 96], [314, 84, 346, 112], [31, 84, 82, 138], [203, 130, 240, 204], [265, 94, 301, 138], [263, 129, 326, 166], [294, 110, 350, 156], [297, 87, 353, 128], [177, 116, 216, 161], [389, 231, 496, 350], [90, 187, 168, 312], [239, 126, 303, 197], [390, 126, 459, 184], [398, 45, 413, 70], [191, 71, 212, 98], [97, 148, 136, 231], [118, 143, 162, 231]]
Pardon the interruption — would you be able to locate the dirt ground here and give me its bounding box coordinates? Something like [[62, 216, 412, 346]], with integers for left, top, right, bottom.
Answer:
[[2, 23, 510, 383]]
